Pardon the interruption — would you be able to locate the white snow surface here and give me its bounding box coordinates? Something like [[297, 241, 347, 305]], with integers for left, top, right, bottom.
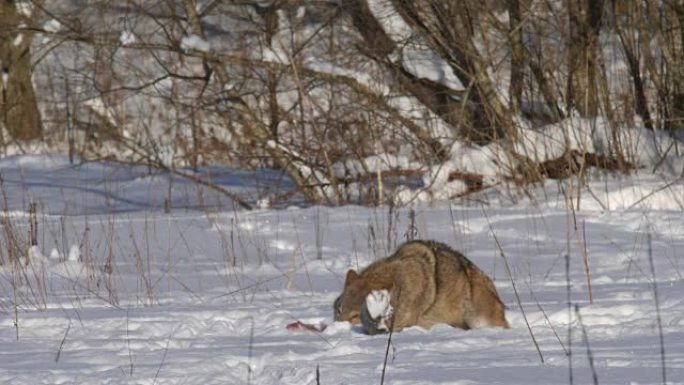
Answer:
[[119, 30, 136, 46], [332, 153, 420, 178], [180, 34, 211, 52], [1, 155, 684, 384], [13, 34, 24, 47], [42, 19, 62, 34]]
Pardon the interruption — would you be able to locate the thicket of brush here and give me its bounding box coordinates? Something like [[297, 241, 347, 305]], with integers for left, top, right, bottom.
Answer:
[[0, 0, 682, 206]]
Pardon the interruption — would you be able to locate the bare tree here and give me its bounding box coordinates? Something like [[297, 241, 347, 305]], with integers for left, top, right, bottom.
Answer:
[[508, 0, 525, 114], [346, 0, 517, 142], [0, 0, 43, 142], [565, 0, 604, 118], [1, 0, 679, 205]]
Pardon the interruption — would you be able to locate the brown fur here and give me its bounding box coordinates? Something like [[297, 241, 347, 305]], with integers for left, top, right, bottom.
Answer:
[[334, 240, 509, 333]]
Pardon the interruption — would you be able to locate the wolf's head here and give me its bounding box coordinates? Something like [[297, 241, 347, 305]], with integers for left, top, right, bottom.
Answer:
[[333, 269, 367, 325]]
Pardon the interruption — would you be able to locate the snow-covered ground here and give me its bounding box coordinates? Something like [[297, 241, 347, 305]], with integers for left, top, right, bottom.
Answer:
[[1, 156, 683, 384]]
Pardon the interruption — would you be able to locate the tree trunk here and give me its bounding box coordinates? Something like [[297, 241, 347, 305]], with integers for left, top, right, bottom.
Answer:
[[566, 0, 604, 118], [612, 0, 653, 130], [256, 4, 281, 139], [0, 0, 42, 141], [667, 1, 684, 131], [345, 0, 488, 145], [391, 0, 516, 141], [508, 0, 525, 113]]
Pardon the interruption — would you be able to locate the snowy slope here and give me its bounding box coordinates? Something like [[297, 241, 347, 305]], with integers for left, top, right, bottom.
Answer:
[[1, 156, 683, 384]]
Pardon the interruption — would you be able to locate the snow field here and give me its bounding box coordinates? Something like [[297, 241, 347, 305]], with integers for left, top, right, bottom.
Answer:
[[0, 157, 683, 384]]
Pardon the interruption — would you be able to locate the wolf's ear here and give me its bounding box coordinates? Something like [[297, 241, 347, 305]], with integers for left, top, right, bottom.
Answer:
[[345, 269, 359, 286]]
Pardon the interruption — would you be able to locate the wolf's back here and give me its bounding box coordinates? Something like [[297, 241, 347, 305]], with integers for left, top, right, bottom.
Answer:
[[394, 240, 508, 330], [345, 240, 508, 333]]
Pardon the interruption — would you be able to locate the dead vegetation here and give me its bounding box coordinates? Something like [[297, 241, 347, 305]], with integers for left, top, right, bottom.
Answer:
[[0, 0, 681, 206]]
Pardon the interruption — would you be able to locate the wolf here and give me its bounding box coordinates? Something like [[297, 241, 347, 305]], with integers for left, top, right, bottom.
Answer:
[[333, 240, 508, 334]]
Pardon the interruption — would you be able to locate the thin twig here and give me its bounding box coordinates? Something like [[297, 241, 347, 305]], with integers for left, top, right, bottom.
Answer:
[[126, 307, 134, 376], [579, 220, 593, 304], [481, 204, 544, 363], [574, 305, 598, 385], [152, 330, 174, 385], [524, 281, 567, 355], [379, 323, 394, 385], [647, 232, 667, 385], [13, 277, 19, 341], [566, 254, 574, 385], [55, 321, 72, 362], [565, 180, 593, 303], [627, 175, 683, 211], [247, 317, 254, 385]]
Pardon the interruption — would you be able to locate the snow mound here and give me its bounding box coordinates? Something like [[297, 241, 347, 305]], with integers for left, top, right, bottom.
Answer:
[[333, 154, 419, 178]]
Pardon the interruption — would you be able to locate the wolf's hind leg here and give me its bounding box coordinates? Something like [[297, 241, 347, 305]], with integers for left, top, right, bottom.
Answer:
[[466, 271, 510, 329]]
